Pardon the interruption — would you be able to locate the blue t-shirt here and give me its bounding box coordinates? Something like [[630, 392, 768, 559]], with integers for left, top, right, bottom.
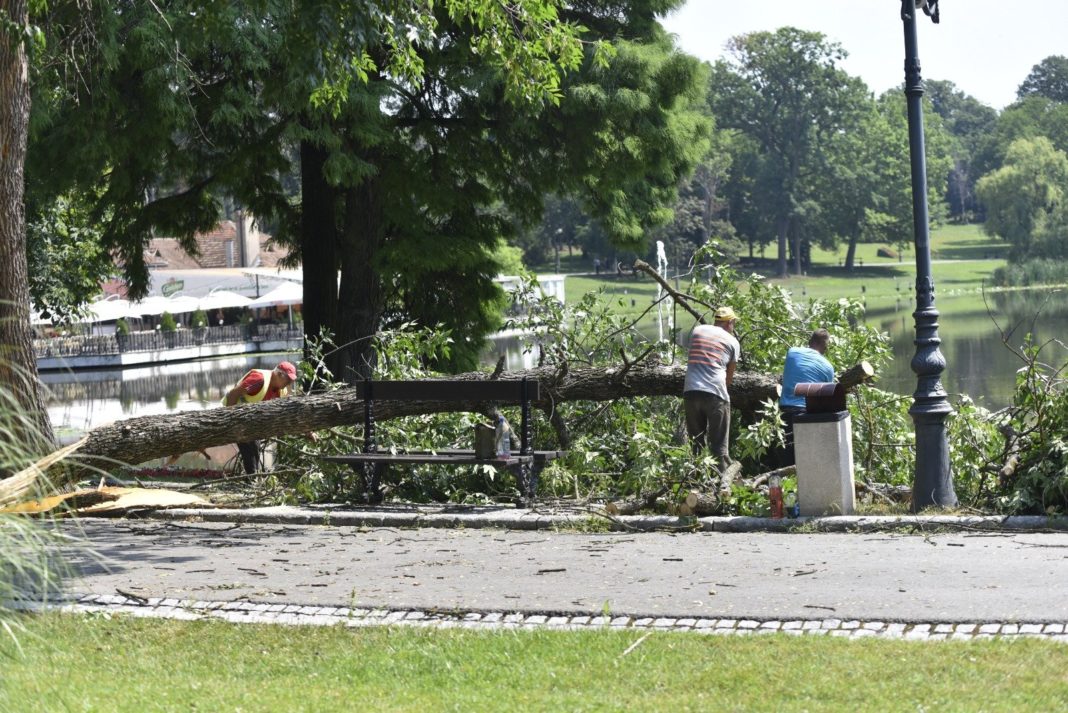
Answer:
[[780, 347, 835, 409]]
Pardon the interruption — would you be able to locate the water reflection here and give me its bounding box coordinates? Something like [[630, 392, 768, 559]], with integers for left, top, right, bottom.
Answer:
[[45, 354, 298, 441], [873, 288, 1068, 408], [45, 338, 534, 439]]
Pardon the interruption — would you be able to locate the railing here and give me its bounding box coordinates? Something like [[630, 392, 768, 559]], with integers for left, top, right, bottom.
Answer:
[[34, 324, 303, 359]]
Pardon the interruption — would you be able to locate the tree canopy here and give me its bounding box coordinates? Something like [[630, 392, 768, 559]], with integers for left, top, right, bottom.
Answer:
[[977, 136, 1068, 261], [708, 27, 868, 276], [28, 0, 710, 377], [1017, 55, 1068, 104]]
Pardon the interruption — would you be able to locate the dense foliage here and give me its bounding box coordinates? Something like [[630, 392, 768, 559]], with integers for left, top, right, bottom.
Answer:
[[264, 245, 1068, 515], [28, 0, 709, 379]]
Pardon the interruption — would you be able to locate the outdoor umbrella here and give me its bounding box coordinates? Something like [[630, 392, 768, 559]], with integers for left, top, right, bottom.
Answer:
[[131, 295, 200, 316], [246, 281, 303, 309], [196, 289, 253, 312], [86, 297, 136, 323]]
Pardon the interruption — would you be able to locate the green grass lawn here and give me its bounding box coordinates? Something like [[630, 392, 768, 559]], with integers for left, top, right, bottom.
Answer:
[[555, 225, 1009, 329], [3, 614, 1066, 712]]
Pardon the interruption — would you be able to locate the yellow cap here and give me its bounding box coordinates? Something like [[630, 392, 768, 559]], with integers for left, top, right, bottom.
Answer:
[[714, 306, 737, 321]]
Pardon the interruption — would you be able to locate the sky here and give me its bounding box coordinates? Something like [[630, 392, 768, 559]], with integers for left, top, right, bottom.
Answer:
[[660, 1, 1068, 110]]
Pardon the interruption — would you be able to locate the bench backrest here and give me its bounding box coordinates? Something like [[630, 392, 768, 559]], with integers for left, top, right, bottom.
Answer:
[[355, 379, 540, 402], [358, 378, 540, 456]]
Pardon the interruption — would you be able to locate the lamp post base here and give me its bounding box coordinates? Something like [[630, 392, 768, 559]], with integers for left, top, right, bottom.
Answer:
[[910, 409, 957, 511]]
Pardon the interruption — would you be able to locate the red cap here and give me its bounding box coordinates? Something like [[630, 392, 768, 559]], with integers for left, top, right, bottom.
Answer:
[[276, 361, 297, 382]]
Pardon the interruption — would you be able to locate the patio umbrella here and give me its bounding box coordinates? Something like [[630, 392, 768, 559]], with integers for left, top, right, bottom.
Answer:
[[197, 289, 252, 312], [131, 295, 200, 316], [246, 281, 303, 308], [86, 297, 136, 323]]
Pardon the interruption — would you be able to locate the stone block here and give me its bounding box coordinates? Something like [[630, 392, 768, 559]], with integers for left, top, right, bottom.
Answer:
[[795, 413, 855, 516]]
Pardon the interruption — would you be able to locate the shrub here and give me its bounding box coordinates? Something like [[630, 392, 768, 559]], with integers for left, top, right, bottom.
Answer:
[[191, 309, 208, 328], [992, 259, 1068, 287], [159, 311, 178, 332], [115, 318, 130, 335]]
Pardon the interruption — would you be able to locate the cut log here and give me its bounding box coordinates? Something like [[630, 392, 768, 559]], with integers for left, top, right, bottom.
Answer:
[[838, 361, 875, 391], [997, 454, 1020, 484], [66, 362, 779, 481], [856, 481, 912, 504], [678, 461, 742, 516], [719, 460, 743, 484], [605, 487, 668, 516], [681, 490, 721, 516]]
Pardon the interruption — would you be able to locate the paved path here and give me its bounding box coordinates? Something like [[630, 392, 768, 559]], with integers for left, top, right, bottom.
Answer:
[[57, 520, 1068, 635]]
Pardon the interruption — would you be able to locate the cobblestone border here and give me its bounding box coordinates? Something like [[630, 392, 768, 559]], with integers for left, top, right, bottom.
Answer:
[[21, 595, 1068, 642]]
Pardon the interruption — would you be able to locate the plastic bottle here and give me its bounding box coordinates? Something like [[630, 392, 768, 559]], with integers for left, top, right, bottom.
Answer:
[[768, 474, 784, 519], [495, 414, 511, 459], [785, 491, 799, 518]]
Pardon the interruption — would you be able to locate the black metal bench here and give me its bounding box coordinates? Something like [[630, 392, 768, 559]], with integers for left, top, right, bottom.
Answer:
[[322, 378, 563, 504]]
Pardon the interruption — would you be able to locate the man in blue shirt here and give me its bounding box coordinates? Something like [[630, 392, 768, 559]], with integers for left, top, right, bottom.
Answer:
[[778, 329, 835, 466]]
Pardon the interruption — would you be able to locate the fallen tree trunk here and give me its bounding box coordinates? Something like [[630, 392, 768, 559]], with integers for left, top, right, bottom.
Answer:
[[67, 363, 779, 479]]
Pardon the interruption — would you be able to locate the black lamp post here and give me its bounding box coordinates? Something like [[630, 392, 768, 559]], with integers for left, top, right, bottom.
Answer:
[[900, 0, 958, 510]]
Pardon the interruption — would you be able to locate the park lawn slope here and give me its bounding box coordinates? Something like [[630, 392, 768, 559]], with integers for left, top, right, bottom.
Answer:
[[2, 614, 1065, 712]]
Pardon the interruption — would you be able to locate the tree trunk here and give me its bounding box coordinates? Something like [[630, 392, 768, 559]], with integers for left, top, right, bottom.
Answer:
[[299, 140, 339, 376], [67, 364, 780, 478], [791, 220, 802, 276], [336, 171, 384, 383], [0, 0, 54, 449], [844, 233, 858, 271], [775, 215, 788, 278]]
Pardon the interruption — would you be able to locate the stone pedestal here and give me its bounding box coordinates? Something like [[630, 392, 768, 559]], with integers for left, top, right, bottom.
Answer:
[[794, 411, 855, 516]]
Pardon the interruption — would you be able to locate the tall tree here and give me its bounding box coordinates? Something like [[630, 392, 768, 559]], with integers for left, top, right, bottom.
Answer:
[[708, 27, 867, 276], [976, 136, 1068, 261], [31, 1, 709, 382], [0, 0, 53, 445], [1017, 55, 1068, 103], [924, 79, 998, 221], [816, 91, 953, 270], [991, 95, 1068, 162]]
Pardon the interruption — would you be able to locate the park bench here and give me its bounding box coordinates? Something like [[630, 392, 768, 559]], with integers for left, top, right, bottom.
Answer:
[[322, 378, 565, 505]]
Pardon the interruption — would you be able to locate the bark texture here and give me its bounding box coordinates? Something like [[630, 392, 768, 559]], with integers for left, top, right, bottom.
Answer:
[[0, 0, 55, 446], [299, 140, 339, 372], [72, 364, 780, 476]]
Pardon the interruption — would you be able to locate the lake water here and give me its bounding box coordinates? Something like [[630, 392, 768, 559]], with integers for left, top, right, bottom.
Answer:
[[43, 337, 539, 442], [43, 288, 1068, 441], [871, 288, 1068, 409]]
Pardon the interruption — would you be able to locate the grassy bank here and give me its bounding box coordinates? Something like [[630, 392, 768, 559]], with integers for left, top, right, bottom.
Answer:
[[3, 614, 1066, 712], [559, 225, 1010, 329]]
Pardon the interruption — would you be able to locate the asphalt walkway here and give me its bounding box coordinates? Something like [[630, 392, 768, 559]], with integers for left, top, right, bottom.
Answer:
[[44, 510, 1068, 642]]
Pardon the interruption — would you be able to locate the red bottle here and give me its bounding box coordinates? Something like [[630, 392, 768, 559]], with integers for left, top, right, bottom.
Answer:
[[768, 475, 784, 519]]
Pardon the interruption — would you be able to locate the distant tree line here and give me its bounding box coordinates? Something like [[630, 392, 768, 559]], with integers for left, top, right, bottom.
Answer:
[[520, 45, 1068, 279]]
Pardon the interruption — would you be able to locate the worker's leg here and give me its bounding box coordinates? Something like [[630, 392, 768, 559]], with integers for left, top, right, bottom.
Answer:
[[706, 396, 731, 474], [237, 441, 260, 474], [683, 392, 710, 456]]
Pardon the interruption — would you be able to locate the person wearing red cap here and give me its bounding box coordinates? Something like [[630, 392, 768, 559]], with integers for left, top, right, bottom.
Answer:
[[223, 360, 299, 474]]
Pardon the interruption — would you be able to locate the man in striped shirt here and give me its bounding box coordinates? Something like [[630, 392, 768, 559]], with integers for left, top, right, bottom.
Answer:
[[683, 306, 740, 474]]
